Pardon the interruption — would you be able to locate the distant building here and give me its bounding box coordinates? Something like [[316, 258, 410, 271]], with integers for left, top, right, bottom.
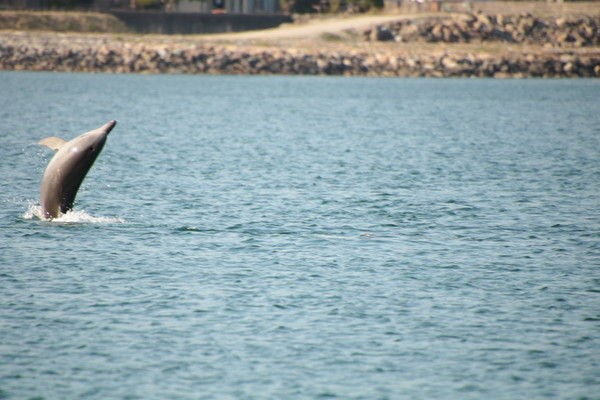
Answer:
[[174, 0, 280, 13]]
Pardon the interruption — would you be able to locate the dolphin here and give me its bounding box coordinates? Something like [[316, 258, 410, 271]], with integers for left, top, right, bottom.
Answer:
[[38, 120, 117, 219]]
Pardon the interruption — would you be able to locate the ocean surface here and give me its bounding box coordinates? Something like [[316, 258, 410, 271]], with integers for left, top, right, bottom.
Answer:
[[0, 72, 598, 399]]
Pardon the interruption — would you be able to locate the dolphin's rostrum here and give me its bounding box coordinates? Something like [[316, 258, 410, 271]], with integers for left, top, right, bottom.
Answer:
[[38, 120, 117, 219]]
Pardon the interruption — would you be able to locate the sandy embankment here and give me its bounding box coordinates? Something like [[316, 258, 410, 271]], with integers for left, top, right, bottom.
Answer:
[[0, 8, 598, 77]]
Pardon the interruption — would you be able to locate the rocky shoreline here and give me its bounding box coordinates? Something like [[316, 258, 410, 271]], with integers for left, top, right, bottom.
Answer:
[[1, 12, 599, 78], [365, 13, 600, 48], [1, 39, 598, 77]]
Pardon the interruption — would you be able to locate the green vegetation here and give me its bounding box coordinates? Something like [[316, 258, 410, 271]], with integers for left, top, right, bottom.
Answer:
[[134, 0, 166, 9], [280, 0, 384, 13], [319, 31, 343, 40], [43, 0, 94, 9]]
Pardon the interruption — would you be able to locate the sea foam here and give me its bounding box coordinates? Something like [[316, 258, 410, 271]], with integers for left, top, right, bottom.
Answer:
[[22, 203, 124, 224]]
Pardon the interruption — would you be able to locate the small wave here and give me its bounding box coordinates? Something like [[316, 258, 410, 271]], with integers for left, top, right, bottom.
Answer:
[[22, 203, 42, 220], [22, 204, 125, 224]]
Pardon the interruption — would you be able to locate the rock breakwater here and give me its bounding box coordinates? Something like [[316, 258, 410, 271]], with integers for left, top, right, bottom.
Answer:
[[366, 13, 600, 47], [0, 32, 598, 77]]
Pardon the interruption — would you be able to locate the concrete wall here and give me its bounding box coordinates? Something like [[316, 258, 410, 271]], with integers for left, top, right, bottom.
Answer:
[[110, 11, 291, 34]]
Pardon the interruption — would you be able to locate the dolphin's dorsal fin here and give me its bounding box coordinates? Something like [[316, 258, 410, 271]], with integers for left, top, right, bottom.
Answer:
[[39, 137, 67, 151]]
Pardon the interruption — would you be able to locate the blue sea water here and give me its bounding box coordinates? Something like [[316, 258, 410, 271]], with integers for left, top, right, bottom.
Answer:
[[0, 72, 598, 399]]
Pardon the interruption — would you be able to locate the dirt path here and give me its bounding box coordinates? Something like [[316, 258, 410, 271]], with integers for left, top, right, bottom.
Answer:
[[201, 14, 415, 41]]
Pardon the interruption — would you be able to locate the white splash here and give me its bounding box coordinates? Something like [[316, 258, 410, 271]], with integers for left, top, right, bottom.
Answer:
[[22, 203, 42, 220], [22, 203, 124, 224]]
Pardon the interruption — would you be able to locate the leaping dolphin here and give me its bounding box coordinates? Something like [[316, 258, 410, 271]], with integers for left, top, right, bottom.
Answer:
[[38, 120, 117, 219]]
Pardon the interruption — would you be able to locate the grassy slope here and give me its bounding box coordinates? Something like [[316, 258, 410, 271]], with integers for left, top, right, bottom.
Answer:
[[0, 11, 129, 33]]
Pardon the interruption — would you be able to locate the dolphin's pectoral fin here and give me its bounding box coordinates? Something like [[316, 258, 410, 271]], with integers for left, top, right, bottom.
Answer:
[[60, 186, 78, 214], [60, 200, 73, 215], [39, 137, 67, 151], [60, 165, 92, 214]]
